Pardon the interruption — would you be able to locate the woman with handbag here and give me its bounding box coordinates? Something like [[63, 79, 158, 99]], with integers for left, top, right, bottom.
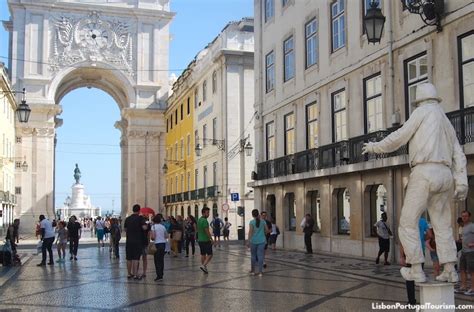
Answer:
[[151, 214, 168, 281]]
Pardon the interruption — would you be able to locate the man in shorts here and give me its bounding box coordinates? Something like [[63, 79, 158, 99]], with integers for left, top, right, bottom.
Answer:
[[124, 204, 147, 279], [197, 207, 214, 274], [459, 210, 474, 295], [210, 214, 223, 247]]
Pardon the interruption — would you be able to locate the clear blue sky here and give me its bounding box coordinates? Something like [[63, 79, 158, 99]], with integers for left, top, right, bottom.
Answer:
[[0, 0, 253, 215]]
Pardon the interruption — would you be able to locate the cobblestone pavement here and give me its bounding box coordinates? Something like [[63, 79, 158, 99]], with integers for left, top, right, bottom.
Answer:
[[0, 242, 473, 311]]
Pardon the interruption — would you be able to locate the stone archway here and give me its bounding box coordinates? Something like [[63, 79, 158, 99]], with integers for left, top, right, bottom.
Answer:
[[5, 0, 174, 232]]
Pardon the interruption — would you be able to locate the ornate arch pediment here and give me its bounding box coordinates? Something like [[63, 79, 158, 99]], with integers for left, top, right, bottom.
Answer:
[[50, 11, 134, 77]]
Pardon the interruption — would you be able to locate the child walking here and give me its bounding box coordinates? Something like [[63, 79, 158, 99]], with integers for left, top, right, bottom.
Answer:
[[56, 221, 68, 263]]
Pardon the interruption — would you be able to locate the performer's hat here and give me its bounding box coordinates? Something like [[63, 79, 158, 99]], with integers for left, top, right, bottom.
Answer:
[[413, 83, 442, 104]]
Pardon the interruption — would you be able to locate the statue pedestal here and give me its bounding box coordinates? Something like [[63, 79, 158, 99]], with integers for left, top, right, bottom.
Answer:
[[419, 282, 454, 312]]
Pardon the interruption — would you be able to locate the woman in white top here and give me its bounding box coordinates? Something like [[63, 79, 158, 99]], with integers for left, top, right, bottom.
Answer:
[[151, 214, 168, 281]]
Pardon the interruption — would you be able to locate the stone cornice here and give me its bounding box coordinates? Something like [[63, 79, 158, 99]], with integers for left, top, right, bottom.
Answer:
[[31, 104, 63, 116], [127, 130, 161, 139]]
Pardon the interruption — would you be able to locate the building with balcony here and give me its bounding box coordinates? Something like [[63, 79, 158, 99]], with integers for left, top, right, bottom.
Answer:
[[0, 63, 17, 235], [164, 18, 255, 238], [251, 0, 474, 259]]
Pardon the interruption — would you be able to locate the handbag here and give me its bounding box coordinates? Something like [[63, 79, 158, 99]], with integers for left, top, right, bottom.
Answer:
[[147, 242, 157, 255]]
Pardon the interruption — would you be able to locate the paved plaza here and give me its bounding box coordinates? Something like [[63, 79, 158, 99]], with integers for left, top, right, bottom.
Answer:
[[1, 241, 474, 311]]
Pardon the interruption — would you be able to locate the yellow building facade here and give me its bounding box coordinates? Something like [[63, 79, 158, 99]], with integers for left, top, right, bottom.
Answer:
[[164, 67, 196, 217], [0, 63, 17, 233]]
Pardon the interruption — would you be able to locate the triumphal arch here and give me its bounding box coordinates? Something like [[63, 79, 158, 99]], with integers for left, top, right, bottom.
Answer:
[[4, 0, 173, 231]]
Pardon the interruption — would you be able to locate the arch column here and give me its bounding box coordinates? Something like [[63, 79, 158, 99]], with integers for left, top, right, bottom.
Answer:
[[118, 108, 166, 216], [16, 104, 62, 232]]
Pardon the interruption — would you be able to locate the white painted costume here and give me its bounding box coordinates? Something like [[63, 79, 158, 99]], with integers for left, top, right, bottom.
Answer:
[[363, 83, 468, 283]]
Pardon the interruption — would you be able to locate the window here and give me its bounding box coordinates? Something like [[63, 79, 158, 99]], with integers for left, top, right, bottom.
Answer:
[[305, 18, 318, 68], [266, 51, 275, 92], [459, 31, 474, 108], [364, 74, 383, 133], [180, 104, 184, 120], [195, 169, 199, 189], [404, 52, 428, 117], [266, 121, 275, 160], [368, 185, 387, 237], [212, 71, 217, 94], [166, 119, 169, 133], [331, 0, 345, 51], [180, 138, 184, 159], [332, 89, 347, 142], [212, 118, 217, 143], [194, 88, 198, 108], [187, 134, 191, 156], [15, 161, 22, 169], [195, 130, 199, 149], [15, 187, 21, 195], [286, 193, 296, 231], [175, 110, 178, 125], [187, 172, 191, 191], [203, 166, 208, 188], [284, 36, 295, 81], [202, 80, 207, 102], [307, 191, 321, 233], [181, 174, 184, 192], [175, 176, 178, 194], [170, 115, 173, 129], [203, 124, 207, 147], [16, 137, 22, 143], [213, 162, 217, 186], [306, 103, 319, 149], [175, 142, 178, 160], [187, 97, 191, 115], [335, 188, 350, 235], [284, 113, 295, 155], [265, 0, 274, 22]]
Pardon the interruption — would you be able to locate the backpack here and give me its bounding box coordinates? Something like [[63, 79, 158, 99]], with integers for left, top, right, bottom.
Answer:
[[213, 218, 222, 230]]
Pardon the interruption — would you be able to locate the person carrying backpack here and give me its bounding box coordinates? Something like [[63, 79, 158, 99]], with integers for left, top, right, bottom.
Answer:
[[210, 214, 224, 247]]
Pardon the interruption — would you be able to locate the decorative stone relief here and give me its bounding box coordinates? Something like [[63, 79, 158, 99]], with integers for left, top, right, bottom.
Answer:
[[49, 11, 134, 77]]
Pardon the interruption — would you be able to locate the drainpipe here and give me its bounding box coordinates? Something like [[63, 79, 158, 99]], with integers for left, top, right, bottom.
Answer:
[[389, 168, 397, 264], [387, 0, 399, 126]]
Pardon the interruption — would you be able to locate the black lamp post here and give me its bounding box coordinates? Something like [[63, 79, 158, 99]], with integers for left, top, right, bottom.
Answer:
[[363, 0, 386, 44], [162, 163, 168, 174], [1, 87, 31, 123], [16, 88, 31, 123], [244, 141, 253, 157]]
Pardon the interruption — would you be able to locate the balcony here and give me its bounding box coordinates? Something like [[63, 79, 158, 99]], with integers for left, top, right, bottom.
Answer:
[[190, 190, 197, 200], [176, 193, 183, 202], [183, 191, 189, 201], [198, 188, 206, 199], [207, 186, 217, 198], [446, 106, 474, 145]]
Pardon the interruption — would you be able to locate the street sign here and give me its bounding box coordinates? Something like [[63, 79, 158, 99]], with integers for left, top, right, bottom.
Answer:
[[231, 193, 240, 202], [222, 203, 229, 211]]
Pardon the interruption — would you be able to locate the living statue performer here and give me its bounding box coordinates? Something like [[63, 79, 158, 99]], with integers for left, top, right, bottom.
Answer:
[[362, 83, 468, 283], [74, 163, 81, 184]]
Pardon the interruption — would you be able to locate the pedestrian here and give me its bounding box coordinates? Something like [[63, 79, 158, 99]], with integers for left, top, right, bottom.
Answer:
[[151, 214, 168, 282], [184, 215, 197, 257], [169, 217, 182, 257], [223, 217, 231, 242], [176, 215, 185, 254], [67, 215, 81, 261], [210, 214, 223, 247], [110, 218, 121, 259], [104, 218, 111, 242], [197, 207, 214, 274], [363, 83, 468, 283], [247, 209, 269, 276], [95, 216, 105, 248], [457, 217, 464, 252], [138, 219, 151, 279], [303, 214, 315, 254], [268, 219, 279, 250], [457, 210, 474, 295], [55, 221, 68, 263], [124, 204, 147, 280], [374, 212, 392, 265], [6, 219, 20, 254], [401, 216, 429, 305], [35, 222, 41, 240], [425, 227, 440, 277], [37, 214, 55, 266]]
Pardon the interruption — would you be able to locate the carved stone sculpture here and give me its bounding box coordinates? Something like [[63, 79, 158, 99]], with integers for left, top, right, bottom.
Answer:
[[362, 83, 468, 283], [74, 163, 81, 184]]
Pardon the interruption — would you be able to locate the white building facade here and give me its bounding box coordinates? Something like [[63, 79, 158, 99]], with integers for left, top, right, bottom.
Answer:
[[251, 0, 474, 259], [165, 18, 255, 238]]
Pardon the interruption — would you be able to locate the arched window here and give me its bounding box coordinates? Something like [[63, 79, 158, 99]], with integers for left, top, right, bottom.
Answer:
[[285, 193, 296, 231], [202, 80, 207, 102], [212, 71, 217, 93], [335, 188, 350, 235]]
